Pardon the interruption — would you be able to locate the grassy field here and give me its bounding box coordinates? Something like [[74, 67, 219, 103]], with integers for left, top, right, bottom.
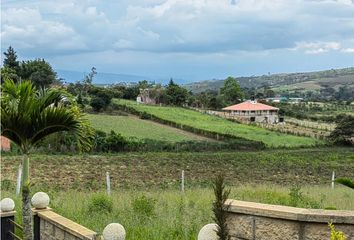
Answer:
[[87, 114, 210, 142], [2, 148, 353, 190], [2, 148, 353, 239], [115, 99, 323, 148], [3, 185, 354, 240]]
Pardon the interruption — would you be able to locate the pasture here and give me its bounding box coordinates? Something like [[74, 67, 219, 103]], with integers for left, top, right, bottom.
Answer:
[[87, 114, 211, 142], [115, 99, 323, 148]]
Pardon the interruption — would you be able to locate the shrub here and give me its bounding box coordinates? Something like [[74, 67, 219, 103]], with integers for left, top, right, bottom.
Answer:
[[335, 178, 354, 189], [132, 195, 156, 217], [329, 115, 354, 145], [106, 130, 128, 152], [212, 174, 231, 240], [288, 186, 321, 208], [329, 223, 347, 240], [1, 179, 14, 191], [140, 111, 151, 119], [87, 193, 113, 213], [90, 97, 106, 112]]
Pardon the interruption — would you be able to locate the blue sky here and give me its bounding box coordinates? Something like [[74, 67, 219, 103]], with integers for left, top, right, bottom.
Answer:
[[1, 0, 354, 81]]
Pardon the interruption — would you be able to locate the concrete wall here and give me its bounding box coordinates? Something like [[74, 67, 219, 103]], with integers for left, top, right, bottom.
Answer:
[[225, 200, 354, 240], [34, 209, 97, 240]]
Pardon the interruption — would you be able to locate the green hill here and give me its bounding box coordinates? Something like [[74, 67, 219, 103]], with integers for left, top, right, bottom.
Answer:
[[185, 67, 354, 94], [115, 99, 323, 148]]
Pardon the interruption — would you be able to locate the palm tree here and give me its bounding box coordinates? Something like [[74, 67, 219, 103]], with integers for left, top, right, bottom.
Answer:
[[1, 80, 93, 240]]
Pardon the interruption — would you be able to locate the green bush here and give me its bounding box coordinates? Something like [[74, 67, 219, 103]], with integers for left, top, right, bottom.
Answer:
[[288, 186, 321, 208], [329, 223, 347, 240], [1, 179, 14, 191], [87, 193, 113, 213], [132, 195, 156, 217], [140, 111, 151, 119], [106, 130, 129, 152]]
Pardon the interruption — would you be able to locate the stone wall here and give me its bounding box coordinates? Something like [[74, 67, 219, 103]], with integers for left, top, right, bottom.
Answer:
[[225, 200, 354, 240], [34, 209, 97, 240]]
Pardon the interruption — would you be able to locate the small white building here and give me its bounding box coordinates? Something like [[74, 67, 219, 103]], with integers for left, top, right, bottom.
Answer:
[[222, 100, 281, 124]]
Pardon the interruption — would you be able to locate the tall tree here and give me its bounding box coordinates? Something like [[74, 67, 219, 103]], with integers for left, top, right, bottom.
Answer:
[[3, 46, 19, 69], [1, 80, 93, 240], [220, 77, 244, 105], [165, 78, 189, 106], [19, 59, 58, 88], [329, 114, 354, 145], [82, 67, 97, 94]]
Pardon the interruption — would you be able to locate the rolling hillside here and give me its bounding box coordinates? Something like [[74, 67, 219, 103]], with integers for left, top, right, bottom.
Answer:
[[115, 99, 323, 148], [185, 67, 354, 93]]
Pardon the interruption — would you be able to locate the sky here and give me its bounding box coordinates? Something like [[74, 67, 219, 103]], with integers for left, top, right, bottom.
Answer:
[[1, 0, 354, 81]]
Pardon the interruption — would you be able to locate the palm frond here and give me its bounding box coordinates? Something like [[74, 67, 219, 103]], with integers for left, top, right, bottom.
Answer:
[[1, 79, 93, 153]]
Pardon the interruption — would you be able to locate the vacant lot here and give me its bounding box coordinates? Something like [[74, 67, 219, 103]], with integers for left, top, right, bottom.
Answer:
[[115, 99, 323, 148], [2, 148, 353, 190], [87, 114, 211, 142]]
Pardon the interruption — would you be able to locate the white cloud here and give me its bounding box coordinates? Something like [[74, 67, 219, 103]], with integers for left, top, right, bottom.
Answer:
[[113, 39, 134, 49], [1, 7, 87, 53], [294, 41, 341, 54], [342, 48, 354, 53], [1, 0, 354, 74]]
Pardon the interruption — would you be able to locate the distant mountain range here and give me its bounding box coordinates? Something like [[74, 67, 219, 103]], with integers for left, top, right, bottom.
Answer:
[[56, 69, 188, 85], [184, 67, 354, 93], [57, 67, 354, 93]]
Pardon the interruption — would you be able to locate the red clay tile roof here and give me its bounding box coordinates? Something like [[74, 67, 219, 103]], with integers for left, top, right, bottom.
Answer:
[[222, 101, 279, 111], [0, 136, 11, 151]]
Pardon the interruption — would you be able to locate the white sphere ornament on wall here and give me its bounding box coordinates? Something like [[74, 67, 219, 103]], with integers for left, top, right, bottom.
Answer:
[[102, 223, 126, 240], [0, 198, 15, 212], [198, 223, 219, 240], [31, 192, 50, 209]]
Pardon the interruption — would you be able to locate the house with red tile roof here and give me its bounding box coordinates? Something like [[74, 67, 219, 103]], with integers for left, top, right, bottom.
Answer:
[[222, 100, 281, 124]]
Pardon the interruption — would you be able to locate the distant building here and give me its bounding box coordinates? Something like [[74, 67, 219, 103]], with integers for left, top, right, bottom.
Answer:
[[288, 97, 304, 103], [0, 136, 11, 151], [222, 100, 281, 124], [266, 97, 303, 103], [136, 88, 162, 105], [265, 97, 287, 103]]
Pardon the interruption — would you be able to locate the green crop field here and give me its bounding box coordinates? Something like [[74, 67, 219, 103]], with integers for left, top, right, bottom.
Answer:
[[87, 114, 210, 142], [2, 148, 353, 190], [115, 99, 323, 148]]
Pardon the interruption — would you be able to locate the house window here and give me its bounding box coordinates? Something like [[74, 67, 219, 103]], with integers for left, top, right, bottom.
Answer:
[[250, 117, 255, 122]]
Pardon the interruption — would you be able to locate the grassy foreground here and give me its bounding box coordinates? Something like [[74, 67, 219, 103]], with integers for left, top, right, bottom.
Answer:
[[87, 114, 210, 142], [3, 185, 353, 240], [115, 99, 323, 148]]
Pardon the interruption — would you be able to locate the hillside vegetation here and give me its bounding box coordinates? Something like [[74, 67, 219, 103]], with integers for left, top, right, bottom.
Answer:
[[115, 99, 323, 148], [185, 67, 354, 94]]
